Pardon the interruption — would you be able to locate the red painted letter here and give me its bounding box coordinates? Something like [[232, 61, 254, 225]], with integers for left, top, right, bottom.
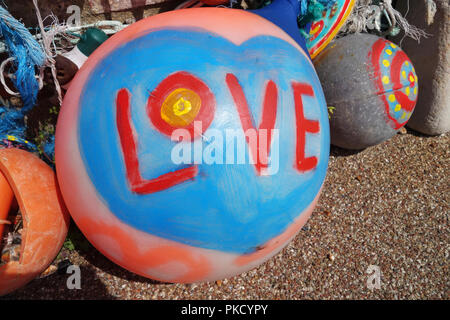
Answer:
[[116, 88, 198, 194], [292, 82, 320, 172], [225, 73, 278, 175]]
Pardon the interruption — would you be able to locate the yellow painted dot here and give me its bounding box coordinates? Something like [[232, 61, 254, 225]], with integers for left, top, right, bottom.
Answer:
[[401, 112, 406, 119], [386, 49, 392, 55], [173, 97, 192, 116], [383, 60, 390, 67], [161, 88, 201, 127], [390, 43, 397, 49], [409, 75, 415, 82], [405, 61, 409, 66], [382, 76, 390, 84], [402, 71, 407, 79], [389, 94, 396, 102], [414, 87, 418, 95], [415, 75, 418, 83], [405, 87, 410, 95], [395, 104, 401, 112]]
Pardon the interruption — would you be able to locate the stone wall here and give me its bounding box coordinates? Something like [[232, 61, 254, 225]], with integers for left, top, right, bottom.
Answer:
[[3, 0, 179, 28], [392, 0, 450, 135]]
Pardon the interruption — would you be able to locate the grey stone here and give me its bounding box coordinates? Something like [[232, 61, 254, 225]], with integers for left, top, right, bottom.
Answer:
[[392, 0, 450, 135]]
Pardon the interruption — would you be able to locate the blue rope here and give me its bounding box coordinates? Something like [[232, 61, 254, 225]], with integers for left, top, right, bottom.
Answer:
[[0, 6, 45, 152], [0, 133, 37, 150], [0, 6, 45, 111], [298, 0, 338, 28], [299, 0, 308, 16], [299, 0, 336, 14]]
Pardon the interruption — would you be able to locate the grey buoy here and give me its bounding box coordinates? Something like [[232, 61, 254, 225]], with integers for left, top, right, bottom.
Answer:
[[314, 33, 419, 150]]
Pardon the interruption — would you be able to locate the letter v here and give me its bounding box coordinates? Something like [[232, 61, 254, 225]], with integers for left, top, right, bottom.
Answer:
[[225, 73, 277, 175]]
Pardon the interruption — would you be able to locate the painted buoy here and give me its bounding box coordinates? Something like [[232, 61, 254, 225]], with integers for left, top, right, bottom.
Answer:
[[314, 33, 418, 150], [55, 8, 329, 283], [306, 0, 355, 59], [0, 148, 70, 296]]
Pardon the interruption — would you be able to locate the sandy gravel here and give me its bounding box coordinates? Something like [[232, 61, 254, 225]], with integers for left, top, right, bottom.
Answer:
[[2, 129, 449, 300]]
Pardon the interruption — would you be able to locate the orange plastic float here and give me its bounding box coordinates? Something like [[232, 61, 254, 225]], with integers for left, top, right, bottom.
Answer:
[[0, 171, 14, 238], [0, 148, 70, 296]]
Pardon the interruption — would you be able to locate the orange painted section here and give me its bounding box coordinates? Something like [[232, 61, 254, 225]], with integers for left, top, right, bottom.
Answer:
[[0, 148, 70, 296], [77, 218, 211, 283], [0, 171, 14, 238]]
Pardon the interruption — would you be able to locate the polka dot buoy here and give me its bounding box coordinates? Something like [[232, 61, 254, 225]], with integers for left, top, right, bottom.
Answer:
[[314, 33, 418, 150], [306, 0, 355, 59], [55, 8, 329, 283]]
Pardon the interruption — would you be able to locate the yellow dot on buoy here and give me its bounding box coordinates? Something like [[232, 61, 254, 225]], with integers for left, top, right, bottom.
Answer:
[[173, 98, 192, 116], [405, 87, 410, 95], [383, 60, 390, 67], [161, 88, 202, 127], [401, 112, 406, 119], [415, 75, 418, 83], [409, 75, 415, 82], [395, 104, 401, 112], [390, 43, 397, 49], [382, 76, 390, 84], [405, 61, 409, 66], [386, 49, 392, 55], [389, 94, 396, 102], [402, 71, 407, 79], [414, 87, 418, 95]]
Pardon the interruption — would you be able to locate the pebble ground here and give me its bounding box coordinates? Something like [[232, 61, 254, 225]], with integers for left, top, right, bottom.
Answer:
[[2, 129, 449, 300]]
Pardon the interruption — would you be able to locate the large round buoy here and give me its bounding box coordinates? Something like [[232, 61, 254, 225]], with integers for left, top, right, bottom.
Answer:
[[55, 8, 329, 283], [314, 33, 418, 150]]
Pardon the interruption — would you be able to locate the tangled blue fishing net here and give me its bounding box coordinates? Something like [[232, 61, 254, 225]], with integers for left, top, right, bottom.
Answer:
[[0, 5, 46, 154]]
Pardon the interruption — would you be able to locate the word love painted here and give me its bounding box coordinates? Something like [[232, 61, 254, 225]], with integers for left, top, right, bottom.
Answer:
[[180, 304, 269, 317], [116, 72, 320, 194]]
